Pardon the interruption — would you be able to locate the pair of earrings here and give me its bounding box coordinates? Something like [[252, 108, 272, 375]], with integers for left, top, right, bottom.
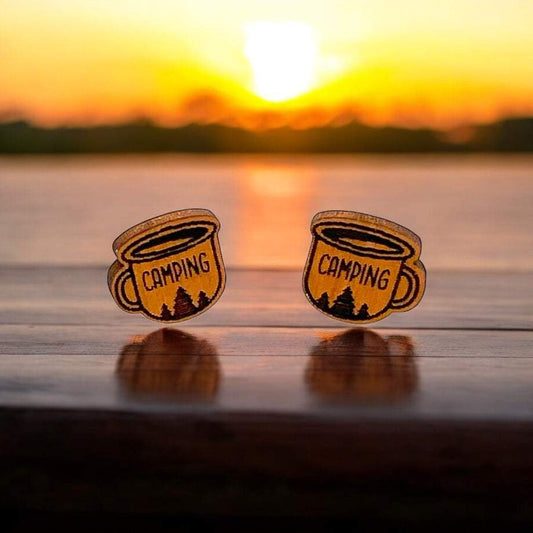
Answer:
[[108, 208, 426, 324]]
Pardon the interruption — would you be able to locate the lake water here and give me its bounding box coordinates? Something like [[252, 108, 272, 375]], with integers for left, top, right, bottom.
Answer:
[[0, 154, 532, 270]]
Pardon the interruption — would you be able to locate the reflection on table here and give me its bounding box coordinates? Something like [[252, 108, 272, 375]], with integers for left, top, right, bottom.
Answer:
[[116, 328, 220, 401], [306, 328, 418, 404]]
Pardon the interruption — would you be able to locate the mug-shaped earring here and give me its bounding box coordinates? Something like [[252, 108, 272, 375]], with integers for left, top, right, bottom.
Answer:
[[303, 211, 426, 323], [108, 209, 225, 322]]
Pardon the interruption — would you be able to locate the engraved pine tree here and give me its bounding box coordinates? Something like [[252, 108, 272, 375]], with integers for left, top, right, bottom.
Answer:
[[173, 286, 196, 318], [196, 290, 211, 310], [356, 303, 370, 320], [160, 303, 174, 320], [316, 292, 330, 311], [331, 287, 355, 318]]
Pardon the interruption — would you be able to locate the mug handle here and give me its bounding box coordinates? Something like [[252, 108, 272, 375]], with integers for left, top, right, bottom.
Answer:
[[390, 265, 420, 310], [113, 268, 141, 311]]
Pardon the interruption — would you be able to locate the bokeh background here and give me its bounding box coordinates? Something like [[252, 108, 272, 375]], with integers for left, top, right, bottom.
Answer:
[[1, 0, 533, 148], [1, 0, 532, 271]]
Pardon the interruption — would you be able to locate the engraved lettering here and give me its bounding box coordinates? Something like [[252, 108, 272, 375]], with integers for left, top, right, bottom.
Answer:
[[349, 261, 361, 282], [378, 269, 390, 290], [142, 271, 154, 291], [365, 265, 378, 287], [186, 255, 200, 276], [160, 264, 174, 285], [199, 252, 210, 273], [317, 253, 391, 291], [327, 256, 339, 276], [151, 268, 163, 289], [318, 254, 330, 274], [139, 252, 213, 291], [338, 258, 352, 280]]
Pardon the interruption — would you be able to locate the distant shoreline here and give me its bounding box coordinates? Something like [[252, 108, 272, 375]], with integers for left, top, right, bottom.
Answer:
[[1, 117, 532, 153]]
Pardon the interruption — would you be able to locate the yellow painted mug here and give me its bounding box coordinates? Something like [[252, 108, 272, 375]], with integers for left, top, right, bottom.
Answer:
[[303, 211, 426, 323], [108, 209, 225, 322]]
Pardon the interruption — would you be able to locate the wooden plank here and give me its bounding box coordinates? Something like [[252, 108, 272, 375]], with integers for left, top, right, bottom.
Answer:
[[1, 408, 532, 522], [0, 327, 531, 420], [1, 324, 532, 356], [1, 156, 531, 523], [1, 266, 532, 329]]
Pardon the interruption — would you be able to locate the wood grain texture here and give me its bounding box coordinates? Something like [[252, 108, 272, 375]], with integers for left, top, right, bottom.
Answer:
[[1, 408, 532, 522], [0, 326, 531, 418], [1, 266, 531, 328], [1, 156, 532, 524], [108, 209, 225, 322], [303, 210, 425, 323], [0, 266, 531, 523]]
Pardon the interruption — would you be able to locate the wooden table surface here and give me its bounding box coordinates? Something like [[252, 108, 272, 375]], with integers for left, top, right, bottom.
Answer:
[[1, 265, 532, 526]]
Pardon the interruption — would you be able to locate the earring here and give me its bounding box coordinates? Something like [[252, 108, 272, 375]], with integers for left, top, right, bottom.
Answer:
[[108, 209, 225, 322], [303, 210, 425, 323]]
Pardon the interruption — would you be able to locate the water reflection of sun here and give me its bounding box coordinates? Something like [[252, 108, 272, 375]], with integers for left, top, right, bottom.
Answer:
[[237, 165, 316, 268], [244, 21, 317, 102]]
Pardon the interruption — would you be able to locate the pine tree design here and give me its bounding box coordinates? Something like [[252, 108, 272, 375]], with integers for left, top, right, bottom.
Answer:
[[173, 286, 197, 318], [330, 286, 356, 318], [355, 303, 370, 320], [316, 292, 330, 312], [160, 303, 174, 320], [196, 291, 211, 310]]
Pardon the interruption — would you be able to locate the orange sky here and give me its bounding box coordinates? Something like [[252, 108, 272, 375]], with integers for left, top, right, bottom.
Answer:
[[1, 0, 532, 129]]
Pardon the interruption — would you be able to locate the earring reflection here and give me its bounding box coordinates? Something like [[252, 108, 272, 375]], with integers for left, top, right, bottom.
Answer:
[[116, 328, 220, 401], [305, 328, 418, 404]]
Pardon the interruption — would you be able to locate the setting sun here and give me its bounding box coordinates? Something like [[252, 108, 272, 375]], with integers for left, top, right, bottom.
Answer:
[[244, 21, 317, 102], [1, 1, 532, 128]]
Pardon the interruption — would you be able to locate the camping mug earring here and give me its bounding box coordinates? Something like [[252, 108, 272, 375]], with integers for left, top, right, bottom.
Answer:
[[302, 210, 426, 324], [108, 209, 225, 322]]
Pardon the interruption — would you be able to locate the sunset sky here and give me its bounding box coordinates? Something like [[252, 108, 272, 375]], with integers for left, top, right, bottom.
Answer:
[[1, 0, 532, 129]]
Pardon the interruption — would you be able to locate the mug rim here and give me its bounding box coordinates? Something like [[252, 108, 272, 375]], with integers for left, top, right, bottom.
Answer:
[[313, 221, 415, 260], [113, 208, 219, 257], [121, 221, 217, 262]]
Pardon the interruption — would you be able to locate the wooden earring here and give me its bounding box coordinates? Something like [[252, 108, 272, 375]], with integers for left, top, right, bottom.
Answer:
[[303, 210, 426, 323], [108, 209, 225, 322]]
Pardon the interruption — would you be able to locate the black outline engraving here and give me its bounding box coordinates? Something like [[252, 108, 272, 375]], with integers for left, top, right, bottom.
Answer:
[[110, 215, 224, 322], [303, 216, 424, 323]]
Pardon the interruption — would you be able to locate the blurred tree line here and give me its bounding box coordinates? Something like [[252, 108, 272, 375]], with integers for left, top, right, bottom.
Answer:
[[0, 117, 531, 153]]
